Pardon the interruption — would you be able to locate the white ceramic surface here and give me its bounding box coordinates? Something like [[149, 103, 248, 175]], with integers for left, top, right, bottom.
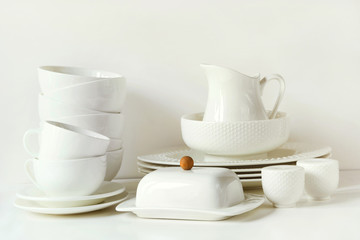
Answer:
[[25, 156, 106, 197], [45, 78, 126, 113], [297, 158, 339, 201], [38, 66, 124, 94], [105, 148, 124, 181], [23, 121, 110, 160], [45, 113, 125, 139], [38, 94, 103, 120], [201, 64, 285, 121], [138, 142, 331, 166], [14, 192, 128, 215], [262, 165, 305, 208], [181, 112, 289, 156], [136, 167, 244, 210], [137, 160, 263, 173], [108, 138, 123, 151], [116, 194, 264, 221], [16, 182, 125, 208]]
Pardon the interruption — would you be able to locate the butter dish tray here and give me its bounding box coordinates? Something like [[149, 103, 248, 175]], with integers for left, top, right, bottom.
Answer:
[[115, 193, 264, 221]]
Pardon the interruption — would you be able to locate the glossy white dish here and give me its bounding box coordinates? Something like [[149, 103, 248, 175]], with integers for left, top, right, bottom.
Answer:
[[137, 167, 262, 178], [116, 194, 264, 221], [137, 168, 262, 188], [45, 78, 126, 113], [105, 148, 124, 181], [138, 142, 332, 166], [137, 160, 262, 173], [16, 181, 125, 208], [14, 192, 128, 215], [44, 113, 125, 139], [38, 66, 123, 94]]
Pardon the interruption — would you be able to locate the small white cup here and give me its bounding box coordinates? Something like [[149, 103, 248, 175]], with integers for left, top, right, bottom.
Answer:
[[25, 156, 106, 197], [262, 165, 305, 208], [23, 121, 110, 160], [297, 158, 339, 201]]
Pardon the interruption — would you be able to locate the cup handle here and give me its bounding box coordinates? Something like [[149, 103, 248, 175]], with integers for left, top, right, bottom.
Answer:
[[260, 74, 285, 119], [24, 159, 41, 189], [23, 128, 40, 158]]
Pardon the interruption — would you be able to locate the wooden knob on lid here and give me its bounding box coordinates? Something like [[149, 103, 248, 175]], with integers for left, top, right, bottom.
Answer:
[[180, 156, 194, 170]]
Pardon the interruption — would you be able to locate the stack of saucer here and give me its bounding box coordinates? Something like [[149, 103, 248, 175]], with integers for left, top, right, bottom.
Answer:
[[37, 66, 126, 181]]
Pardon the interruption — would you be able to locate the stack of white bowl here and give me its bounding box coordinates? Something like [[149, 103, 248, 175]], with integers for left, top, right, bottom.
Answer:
[[37, 66, 126, 181]]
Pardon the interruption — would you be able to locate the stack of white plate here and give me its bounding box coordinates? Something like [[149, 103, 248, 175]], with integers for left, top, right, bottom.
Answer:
[[137, 142, 332, 188], [37, 66, 126, 181]]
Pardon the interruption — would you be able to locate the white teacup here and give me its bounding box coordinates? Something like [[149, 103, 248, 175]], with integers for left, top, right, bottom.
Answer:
[[25, 156, 106, 197], [297, 158, 339, 201], [105, 148, 124, 181], [38, 94, 102, 120], [23, 121, 110, 160], [44, 78, 126, 113], [44, 113, 125, 139], [108, 138, 123, 151], [262, 165, 305, 208], [38, 66, 123, 94]]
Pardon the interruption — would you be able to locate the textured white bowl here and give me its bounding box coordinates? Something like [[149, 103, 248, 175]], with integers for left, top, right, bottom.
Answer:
[[45, 78, 126, 113], [38, 66, 123, 94], [181, 112, 289, 156], [105, 148, 124, 181], [108, 138, 123, 151], [45, 113, 124, 139]]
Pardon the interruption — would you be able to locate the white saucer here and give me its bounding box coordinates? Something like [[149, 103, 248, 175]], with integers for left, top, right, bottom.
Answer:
[[138, 142, 332, 166], [14, 192, 128, 215], [16, 181, 126, 208], [116, 193, 264, 221]]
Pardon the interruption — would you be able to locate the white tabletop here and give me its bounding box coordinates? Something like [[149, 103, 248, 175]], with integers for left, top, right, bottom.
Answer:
[[1, 170, 360, 240]]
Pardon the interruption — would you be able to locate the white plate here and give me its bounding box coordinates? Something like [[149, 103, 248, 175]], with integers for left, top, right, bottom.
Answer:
[[14, 192, 128, 215], [116, 194, 264, 221], [16, 181, 125, 208], [138, 167, 262, 188], [138, 142, 332, 166]]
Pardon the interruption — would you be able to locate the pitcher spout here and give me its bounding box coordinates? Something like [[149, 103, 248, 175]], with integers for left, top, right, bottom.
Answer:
[[200, 64, 260, 80]]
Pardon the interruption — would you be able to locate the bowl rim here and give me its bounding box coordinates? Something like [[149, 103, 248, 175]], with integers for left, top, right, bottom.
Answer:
[[181, 111, 288, 123]]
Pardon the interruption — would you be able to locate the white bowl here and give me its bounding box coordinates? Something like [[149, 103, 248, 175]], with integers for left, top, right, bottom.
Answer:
[[38, 66, 123, 94], [46, 113, 124, 139], [25, 156, 107, 197], [38, 94, 102, 120], [105, 148, 124, 181], [108, 138, 123, 151], [45, 78, 126, 113], [181, 112, 289, 156]]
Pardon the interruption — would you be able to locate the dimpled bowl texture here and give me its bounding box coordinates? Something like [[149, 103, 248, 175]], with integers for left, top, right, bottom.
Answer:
[[181, 112, 289, 156], [297, 158, 339, 201], [262, 165, 305, 208]]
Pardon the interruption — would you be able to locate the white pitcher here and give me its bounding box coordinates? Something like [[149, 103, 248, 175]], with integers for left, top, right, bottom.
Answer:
[[202, 64, 285, 122]]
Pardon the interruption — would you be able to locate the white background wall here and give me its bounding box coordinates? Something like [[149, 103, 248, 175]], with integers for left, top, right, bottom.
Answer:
[[1, 0, 359, 185]]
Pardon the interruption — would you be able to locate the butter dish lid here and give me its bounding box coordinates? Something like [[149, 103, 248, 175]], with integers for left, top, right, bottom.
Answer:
[[136, 156, 245, 210]]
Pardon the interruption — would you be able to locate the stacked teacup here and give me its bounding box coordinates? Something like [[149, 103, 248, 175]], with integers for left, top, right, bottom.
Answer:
[[23, 121, 110, 197], [30, 66, 126, 182]]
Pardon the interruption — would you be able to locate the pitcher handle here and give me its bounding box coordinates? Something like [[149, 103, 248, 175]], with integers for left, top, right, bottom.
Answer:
[[260, 74, 285, 119], [23, 128, 40, 158]]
